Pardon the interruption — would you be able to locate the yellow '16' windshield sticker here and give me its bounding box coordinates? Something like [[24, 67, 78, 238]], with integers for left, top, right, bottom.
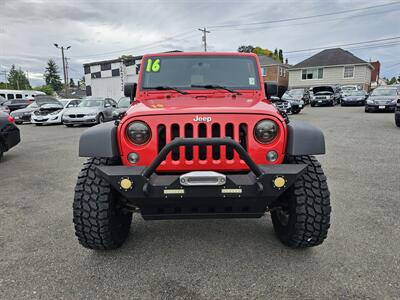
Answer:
[[146, 58, 160, 72]]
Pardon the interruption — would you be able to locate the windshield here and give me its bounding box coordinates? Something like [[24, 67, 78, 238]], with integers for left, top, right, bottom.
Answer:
[[79, 99, 104, 107], [342, 86, 356, 91], [141, 55, 260, 90], [371, 88, 397, 96], [118, 97, 131, 108], [346, 91, 365, 96]]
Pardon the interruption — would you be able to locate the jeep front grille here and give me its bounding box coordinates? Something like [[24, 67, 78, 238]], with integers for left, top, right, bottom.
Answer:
[[157, 122, 248, 162]]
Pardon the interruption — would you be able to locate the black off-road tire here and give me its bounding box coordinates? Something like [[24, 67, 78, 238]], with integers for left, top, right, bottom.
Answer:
[[73, 157, 132, 250], [271, 155, 331, 248]]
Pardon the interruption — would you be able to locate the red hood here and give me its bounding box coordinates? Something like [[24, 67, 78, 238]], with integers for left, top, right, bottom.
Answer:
[[123, 92, 279, 119]]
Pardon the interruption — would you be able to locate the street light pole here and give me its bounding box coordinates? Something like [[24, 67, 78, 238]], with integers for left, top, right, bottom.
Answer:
[[54, 43, 71, 97]]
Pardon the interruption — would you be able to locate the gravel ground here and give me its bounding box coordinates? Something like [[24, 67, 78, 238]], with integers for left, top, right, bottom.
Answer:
[[1, 106, 399, 299]]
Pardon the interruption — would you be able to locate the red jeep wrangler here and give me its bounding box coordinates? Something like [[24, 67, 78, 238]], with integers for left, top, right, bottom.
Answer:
[[73, 52, 331, 250]]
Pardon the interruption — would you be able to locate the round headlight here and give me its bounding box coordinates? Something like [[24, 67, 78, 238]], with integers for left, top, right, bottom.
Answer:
[[254, 120, 278, 144], [126, 121, 151, 145]]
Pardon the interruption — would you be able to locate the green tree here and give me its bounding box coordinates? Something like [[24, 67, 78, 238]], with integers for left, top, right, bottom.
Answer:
[[278, 49, 283, 63], [33, 85, 54, 95], [77, 76, 85, 89], [388, 77, 397, 85], [69, 78, 76, 87], [7, 65, 31, 90], [44, 59, 62, 92], [238, 45, 255, 53]]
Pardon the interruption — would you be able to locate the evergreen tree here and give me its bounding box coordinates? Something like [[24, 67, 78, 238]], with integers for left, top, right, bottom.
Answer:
[[69, 78, 76, 87], [238, 45, 255, 53], [7, 65, 31, 90], [278, 49, 283, 63], [44, 59, 62, 92]]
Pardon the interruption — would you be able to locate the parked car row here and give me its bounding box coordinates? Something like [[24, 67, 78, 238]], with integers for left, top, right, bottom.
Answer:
[[6, 96, 131, 127]]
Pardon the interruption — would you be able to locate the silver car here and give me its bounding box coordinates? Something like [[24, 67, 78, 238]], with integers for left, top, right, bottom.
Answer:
[[62, 97, 118, 127]]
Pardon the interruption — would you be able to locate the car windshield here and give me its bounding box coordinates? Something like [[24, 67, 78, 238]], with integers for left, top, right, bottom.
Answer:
[[346, 91, 365, 96], [118, 97, 131, 108], [141, 55, 260, 91], [79, 99, 104, 107], [371, 88, 397, 96], [342, 86, 356, 91]]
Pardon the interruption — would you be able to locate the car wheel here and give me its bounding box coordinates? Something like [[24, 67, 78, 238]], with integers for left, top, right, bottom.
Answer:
[[395, 115, 400, 127], [97, 114, 104, 124], [311, 102, 315, 107], [291, 108, 300, 114], [35, 123, 42, 126], [0, 143, 4, 161], [15, 121, 22, 125], [73, 157, 133, 250], [65, 124, 74, 127], [271, 155, 331, 248], [365, 106, 369, 113]]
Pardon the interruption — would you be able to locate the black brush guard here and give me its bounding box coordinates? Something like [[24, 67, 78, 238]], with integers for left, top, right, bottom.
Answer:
[[97, 138, 307, 220]]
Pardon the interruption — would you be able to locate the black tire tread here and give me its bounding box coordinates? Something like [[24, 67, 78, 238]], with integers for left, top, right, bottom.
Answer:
[[73, 157, 132, 250], [272, 155, 331, 248]]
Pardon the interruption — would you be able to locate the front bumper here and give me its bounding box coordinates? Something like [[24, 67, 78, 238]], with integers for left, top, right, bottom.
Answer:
[[366, 103, 396, 111], [97, 138, 307, 220], [342, 99, 365, 106], [62, 115, 97, 124], [311, 98, 333, 105], [12, 114, 31, 123], [31, 114, 62, 124]]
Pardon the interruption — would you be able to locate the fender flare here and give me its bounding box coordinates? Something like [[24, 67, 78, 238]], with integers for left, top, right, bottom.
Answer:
[[79, 122, 119, 158], [286, 120, 325, 155]]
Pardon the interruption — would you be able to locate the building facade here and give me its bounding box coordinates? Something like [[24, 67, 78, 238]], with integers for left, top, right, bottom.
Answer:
[[83, 56, 142, 100], [288, 48, 374, 91], [259, 55, 290, 97]]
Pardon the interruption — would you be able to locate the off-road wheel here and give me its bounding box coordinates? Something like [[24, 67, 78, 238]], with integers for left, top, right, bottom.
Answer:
[[271, 155, 331, 248], [73, 157, 132, 250]]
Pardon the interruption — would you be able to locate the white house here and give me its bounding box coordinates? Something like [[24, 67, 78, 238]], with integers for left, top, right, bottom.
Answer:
[[83, 56, 142, 100], [288, 48, 374, 91]]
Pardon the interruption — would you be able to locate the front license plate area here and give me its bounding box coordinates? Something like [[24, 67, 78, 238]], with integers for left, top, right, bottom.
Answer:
[[379, 105, 385, 109]]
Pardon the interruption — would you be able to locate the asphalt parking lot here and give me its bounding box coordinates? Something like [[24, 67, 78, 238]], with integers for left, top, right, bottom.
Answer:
[[1, 106, 399, 299]]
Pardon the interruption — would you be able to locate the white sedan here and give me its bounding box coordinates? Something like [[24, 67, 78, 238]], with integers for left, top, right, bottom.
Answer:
[[31, 99, 81, 125]]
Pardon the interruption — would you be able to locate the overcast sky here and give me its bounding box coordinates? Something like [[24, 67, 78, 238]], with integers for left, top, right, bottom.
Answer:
[[1, 0, 399, 86]]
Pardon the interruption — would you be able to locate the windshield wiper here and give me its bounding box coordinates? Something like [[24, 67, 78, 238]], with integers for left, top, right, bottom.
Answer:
[[191, 84, 242, 95], [143, 86, 188, 95]]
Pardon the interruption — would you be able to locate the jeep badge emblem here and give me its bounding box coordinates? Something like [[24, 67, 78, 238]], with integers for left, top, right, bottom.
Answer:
[[193, 115, 212, 122]]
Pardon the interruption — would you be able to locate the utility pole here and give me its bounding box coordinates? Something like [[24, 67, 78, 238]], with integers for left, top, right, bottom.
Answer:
[[198, 27, 210, 52], [54, 43, 71, 97], [65, 57, 70, 92]]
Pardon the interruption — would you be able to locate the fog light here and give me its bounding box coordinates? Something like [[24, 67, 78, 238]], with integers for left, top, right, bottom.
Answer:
[[266, 150, 278, 162], [273, 176, 286, 189], [128, 152, 140, 164], [119, 177, 133, 191]]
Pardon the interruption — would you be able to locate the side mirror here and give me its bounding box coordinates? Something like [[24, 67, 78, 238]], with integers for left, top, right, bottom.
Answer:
[[124, 82, 137, 102], [105, 103, 111, 108]]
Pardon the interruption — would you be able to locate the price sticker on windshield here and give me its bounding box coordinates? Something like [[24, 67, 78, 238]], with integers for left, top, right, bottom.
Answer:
[[146, 58, 161, 72]]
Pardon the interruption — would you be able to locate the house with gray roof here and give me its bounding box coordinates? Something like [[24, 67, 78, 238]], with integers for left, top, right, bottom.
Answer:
[[288, 48, 374, 91]]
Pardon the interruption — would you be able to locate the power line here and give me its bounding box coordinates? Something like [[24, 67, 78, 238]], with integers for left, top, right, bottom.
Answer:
[[208, 1, 400, 29], [211, 8, 399, 32], [284, 36, 400, 54], [71, 30, 195, 59]]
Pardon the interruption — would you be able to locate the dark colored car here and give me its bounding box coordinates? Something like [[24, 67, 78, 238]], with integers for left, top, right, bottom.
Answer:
[[10, 96, 62, 124], [395, 99, 400, 127], [0, 99, 33, 112], [365, 87, 398, 112], [311, 86, 341, 106], [0, 112, 20, 161], [281, 88, 309, 114], [341, 90, 368, 106]]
